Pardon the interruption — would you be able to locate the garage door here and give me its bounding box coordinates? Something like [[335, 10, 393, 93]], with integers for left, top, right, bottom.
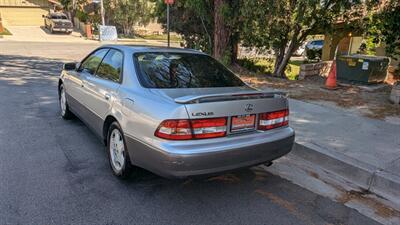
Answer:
[[0, 7, 48, 26]]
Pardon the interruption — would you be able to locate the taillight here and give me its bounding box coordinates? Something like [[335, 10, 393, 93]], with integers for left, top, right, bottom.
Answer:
[[155, 118, 227, 140], [258, 109, 289, 130], [191, 118, 227, 139], [155, 119, 192, 140]]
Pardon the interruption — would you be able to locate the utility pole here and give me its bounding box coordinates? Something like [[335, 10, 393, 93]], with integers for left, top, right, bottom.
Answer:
[[164, 0, 174, 47], [100, 0, 105, 25], [167, 3, 170, 47]]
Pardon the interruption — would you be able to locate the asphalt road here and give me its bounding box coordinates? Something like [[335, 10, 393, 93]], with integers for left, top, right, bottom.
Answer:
[[0, 41, 382, 225]]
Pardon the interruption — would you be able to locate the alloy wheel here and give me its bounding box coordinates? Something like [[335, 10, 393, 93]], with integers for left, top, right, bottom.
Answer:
[[109, 129, 125, 172]]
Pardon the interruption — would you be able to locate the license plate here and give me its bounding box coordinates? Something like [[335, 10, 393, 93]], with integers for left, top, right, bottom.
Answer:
[[231, 114, 256, 132]]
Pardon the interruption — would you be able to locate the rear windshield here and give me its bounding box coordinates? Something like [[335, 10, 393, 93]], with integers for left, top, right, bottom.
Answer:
[[51, 15, 68, 20], [314, 40, 324, 45], [134, 52, 245, 88]]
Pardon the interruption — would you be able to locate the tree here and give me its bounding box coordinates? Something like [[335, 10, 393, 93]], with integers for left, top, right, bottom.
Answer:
[[154, 0, 241, 65], [154, 0, 214, 53], [240, 0, 368, 78], [213, 0, 241, 64], [366, 0, 400, 59], [104, 0, 154, 36]]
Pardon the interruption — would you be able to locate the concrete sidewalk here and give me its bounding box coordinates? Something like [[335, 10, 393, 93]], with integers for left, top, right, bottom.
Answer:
[[2, 26, 95, 43], [285, 98, 400, 208]]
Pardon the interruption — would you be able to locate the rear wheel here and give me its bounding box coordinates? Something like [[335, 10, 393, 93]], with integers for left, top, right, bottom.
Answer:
[[107, 122, 133, 179], [59, 84, 73, 120]]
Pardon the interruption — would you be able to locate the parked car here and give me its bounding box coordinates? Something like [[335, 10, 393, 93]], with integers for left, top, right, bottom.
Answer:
[[58, 45, 295, 179], [43, 12, 73, 34], [305, 39, 324, 50]]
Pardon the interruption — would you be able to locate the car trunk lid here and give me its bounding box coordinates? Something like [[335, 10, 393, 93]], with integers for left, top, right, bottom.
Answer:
[[149, 87, 288, 118]]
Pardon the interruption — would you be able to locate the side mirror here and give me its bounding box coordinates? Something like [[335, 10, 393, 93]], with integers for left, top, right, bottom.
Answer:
[[63, 62, 77, 71], [42, 15, 46, 18]]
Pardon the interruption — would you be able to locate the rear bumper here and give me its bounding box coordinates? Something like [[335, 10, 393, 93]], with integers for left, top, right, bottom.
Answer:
[[125, 127, 295, 178], [53, 27, 73, 32]]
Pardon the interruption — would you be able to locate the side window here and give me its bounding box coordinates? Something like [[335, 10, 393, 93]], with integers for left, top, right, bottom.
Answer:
[[96, 49, 123, 82], [79, 49, 109, 75]]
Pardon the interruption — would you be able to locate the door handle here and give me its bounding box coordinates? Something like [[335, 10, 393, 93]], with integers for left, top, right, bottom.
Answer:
[[104, 93, 111, 100]]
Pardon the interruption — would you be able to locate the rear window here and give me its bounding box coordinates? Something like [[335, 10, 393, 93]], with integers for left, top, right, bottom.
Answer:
[[134, 52, 245, 88], [314, 40, 324, 46], [51, 15, 67, 20]]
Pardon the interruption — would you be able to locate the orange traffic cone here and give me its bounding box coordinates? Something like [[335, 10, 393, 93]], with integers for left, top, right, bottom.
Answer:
[[325, 60, 338, 89]]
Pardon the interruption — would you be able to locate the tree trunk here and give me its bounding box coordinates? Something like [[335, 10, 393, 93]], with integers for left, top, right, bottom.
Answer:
[[274, 29, 301, 78], [273, 45, 286, 77], [231, 32, 240, 64], [213, 0, 232, 64]]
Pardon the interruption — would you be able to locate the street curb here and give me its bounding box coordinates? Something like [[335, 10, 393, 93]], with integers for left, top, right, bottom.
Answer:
[[291, 141, 400, 209], [370, 170, 400, 208]]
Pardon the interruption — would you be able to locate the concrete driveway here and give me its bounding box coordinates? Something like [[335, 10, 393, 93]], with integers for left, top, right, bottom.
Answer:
[[0, 41, 382, 225], [1, 26, 95, 43]]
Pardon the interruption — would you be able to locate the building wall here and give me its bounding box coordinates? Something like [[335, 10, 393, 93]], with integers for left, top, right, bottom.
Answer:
[[0, 0, 48, 7], [349, 37, 363, 54], [0, 0, 49, 26], [0, 7, 48, 26]]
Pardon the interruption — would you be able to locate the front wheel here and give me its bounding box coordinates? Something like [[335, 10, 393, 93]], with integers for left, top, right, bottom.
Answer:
[[107, 122, 133, 179]]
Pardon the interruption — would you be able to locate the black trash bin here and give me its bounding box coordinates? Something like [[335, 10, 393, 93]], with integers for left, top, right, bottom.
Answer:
[[337, 54, 389, 84]]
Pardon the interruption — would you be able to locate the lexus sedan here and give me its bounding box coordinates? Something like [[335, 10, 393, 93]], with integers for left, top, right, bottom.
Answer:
[[58, 45, 295, 179]]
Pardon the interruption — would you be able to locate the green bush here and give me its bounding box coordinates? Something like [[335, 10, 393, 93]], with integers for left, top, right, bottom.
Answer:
[[237, 58, 270, 74], [237, 57, 301, 80], [75, 10, 88, 23]]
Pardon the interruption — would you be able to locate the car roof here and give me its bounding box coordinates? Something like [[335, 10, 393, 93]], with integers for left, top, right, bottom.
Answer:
[[101, 45, 205, 55]]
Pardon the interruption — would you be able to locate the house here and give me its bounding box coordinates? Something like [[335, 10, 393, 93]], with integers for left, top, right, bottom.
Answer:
[[0, 0, 60, 26]]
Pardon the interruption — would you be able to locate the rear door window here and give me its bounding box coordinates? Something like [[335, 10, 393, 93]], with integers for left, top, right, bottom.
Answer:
[[134, 52, 245, 88], [79, 48, 109, 75], [96, 49, 123, 83]]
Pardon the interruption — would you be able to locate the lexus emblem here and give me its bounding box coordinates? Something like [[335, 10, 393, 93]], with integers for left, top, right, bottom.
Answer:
[[245, 104, 254, 112]]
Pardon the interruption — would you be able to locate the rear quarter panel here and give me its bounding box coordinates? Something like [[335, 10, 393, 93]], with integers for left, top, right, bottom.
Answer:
[[116, 87, 189, 147], [113, 50, 190, 147]]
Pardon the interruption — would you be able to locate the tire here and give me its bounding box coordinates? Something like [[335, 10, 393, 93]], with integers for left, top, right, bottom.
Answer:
[[59, 84, 74, 120], [107, 122, 133, 179]]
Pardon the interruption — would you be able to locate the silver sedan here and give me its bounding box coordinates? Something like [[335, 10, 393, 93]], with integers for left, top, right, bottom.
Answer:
[[58, 45, 295, 179]]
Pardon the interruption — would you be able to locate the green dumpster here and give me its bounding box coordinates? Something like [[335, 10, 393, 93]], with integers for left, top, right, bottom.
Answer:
[[337, 55, 389, 84]]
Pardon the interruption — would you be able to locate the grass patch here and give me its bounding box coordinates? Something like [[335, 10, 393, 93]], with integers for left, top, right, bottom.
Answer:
[[0, 27, 12, 35], [237, 57, 303, 80], [141, 34, 182, 42]]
